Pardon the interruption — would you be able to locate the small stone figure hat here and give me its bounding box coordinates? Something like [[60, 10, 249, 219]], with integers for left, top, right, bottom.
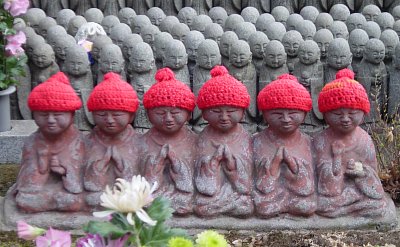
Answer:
[[196, 65, 250, 110], [257, 74, 312, 112], [318, 68, 370, 114], [143, 68, 195, 111], [28, 72, 82, 111], [87, 72, 139, 112]]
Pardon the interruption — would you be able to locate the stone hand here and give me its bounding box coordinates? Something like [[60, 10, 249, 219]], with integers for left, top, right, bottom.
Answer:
[[270, 146, 284, 176], [283, 148, 299, 175], [50, 156, 66, 175]]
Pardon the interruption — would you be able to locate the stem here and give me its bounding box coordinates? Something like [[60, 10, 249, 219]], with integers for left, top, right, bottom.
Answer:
[[133, 220, 142, 247]]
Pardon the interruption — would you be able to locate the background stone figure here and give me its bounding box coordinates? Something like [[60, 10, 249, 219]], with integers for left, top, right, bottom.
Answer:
[[98, 0, 125, 17], [154, 32, 174, 69], [349, 29, 369, 76], [194, 66, 254, 217], [219, 31, 238, 67], [184, 30, 205, 83], [141, 68, 197, 215], [282, 30, 303, 74], [56, 9, 76, 29], [39, 0, 68, 18], [313, 28, 334, 65], [91, 35, 114, 83], [380, 29, 400, 71], [214, 0, 242, 15], [324, 38, 353, 84], [118, 7, 136, 26], [388, 44, 400, 119], [248, 31, 269, 75], [185, 0, 212, 15], [128, 0, 153, 15], [346, 13, 367, 33], [315, 13, 333, 30], [299, 0, 327, 13], [97, 44, 126, 84], [155, 0, 182, 16], [163, 39, 190, 86], [30, 43, 60, 88], [259, 40, 288, 89], [177, 7, 198, 29], [15, 72, 85, 213], [242, 0, 269, 13], [253, 74, 316, 218], [70, 0, 96, 16], [84, 73, 140, 207], [146, 7, 166, 26]]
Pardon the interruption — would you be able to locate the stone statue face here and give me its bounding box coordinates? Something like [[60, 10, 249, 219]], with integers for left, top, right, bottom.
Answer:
[[264, 45, 286, 68], [202, 106, 244, 133], [349, 37, 366, 59], [327, 45, 352, 69], [33, 111, 74, 137], [119, 12, 135, 26], [147, 9, 165, 26], [219, 32, 237, 57], [186, 39, 202, 62], [314, 31, 333, 59], [230, 43, 252, 68], [251, 39, 269, 59], [365, 43, 385, 64], [346, 14, 366, 33], [147, 107, 190, 135], [298, 44, 319, 65], [263, 109, 305, 135], [197, 45, 220, 69], [283, 35, 302, 58], [32, 47, 54, 68], [93, 110, 134, 136], [324, 108, 364, 135], [129, 49, 154, 73], [164, 45, 187, 69], [362, 6, 381, 22], [100, 51, 124, 74], [65, 52, 90, 76]]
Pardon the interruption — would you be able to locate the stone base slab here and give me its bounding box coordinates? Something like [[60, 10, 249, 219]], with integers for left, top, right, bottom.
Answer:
[[1, 191, 398, 232], [0, 120, 37, 164]]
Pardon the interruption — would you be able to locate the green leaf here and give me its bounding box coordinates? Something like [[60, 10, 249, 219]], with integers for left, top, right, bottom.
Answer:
[[110, 212, 131, 230], [83, 221, 131, 239], [146, 197, 174, 222]]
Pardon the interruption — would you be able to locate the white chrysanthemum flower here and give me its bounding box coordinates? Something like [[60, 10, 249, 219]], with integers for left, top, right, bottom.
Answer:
[[93, 175, 157, 226]]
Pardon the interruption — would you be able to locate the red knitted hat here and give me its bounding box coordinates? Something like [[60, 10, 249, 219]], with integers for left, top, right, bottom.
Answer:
[[28, 72, 82, 111], [143, 68, 195, 111], [196, 66, 250, 110], [318, 69, 370, 113], [257, 74, 312, 112], [87, 72, 139, 112]]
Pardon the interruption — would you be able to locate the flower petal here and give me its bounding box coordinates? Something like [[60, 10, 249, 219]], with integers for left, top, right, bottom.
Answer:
[[136, 209, 157, 226], [126, 212, 135, 225], [93, 210, 115, 218]]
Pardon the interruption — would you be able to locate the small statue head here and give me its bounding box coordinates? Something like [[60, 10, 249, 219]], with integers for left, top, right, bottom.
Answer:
[[101, 15, 120, 36], [298, 40, 320, 65], [129, 42, 155, 73], [28, 72, 81, 137], [346, 13, 367, 33], [264, 22, 286, 41], [264, 40, 287, 68], [118, 8, 136, 26], [257, 74, 311, 136], [184, 30, 204, 62], [65, 45, 91, 76], [32, 43, 56, 68], [92, 35, 113, 61], [219, 31, 238, 58], [286, 14, 304, 31], [67, 16, 87, 37], [146, 7, 166, 27], [159, 16, 180, 33], [144, 68, 195, 135], [209, 7, 228, 28], [329, 4, 350, 22], [364, 38, 385, 64], [318, 69, 369, 135], [224, 14, 244, 32], [122, 33, 143, 60], [154, 32, 173, 61], [38, 17, 57, 38], [363, 21, 381, 39], [84, 8, 104, 24], [197, 66, 250, 133], [315, 13, 333, 30], [140, 24, 160, 51], [313, 29, 334, 59], [56, 9, 76, 29], [178, 7, 197, 30], [197, 39, 221, 69], [271, 6, 290, 27], [192, 15, 213, 35], [362, 4, 381, 22], [327, 38, 352, 70], [282, 30, 303, 58], [299, 6, 319, 23], [163, 39, 188, 69], [249, 31, 269, 59], [241, 6, 260, 25], [132, 15, 152, 34], [229, 40, 252, 68], [25, 34, 46, 58], [110, 23, 132, 50], [380, 29, 399, 60], [296, 20, 316, 41], [349, 29, 369, 59], [87, 72, 139, 136], [330, 21, 349, 40], [234, 22, 257, 42], [381, 14, 395, 32], [204, 23, 224, 44], [47, 25, 68, 49], [22, 8, 46, 33], [171, 23, 190, 43], [99, 44, 125, 74], [255, 13, 275, 33], [393, 6, 400, 21]]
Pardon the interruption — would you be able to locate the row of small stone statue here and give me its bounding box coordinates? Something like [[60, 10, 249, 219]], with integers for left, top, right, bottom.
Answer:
[[14, 4, 400, 133], [28, 0, 400, 18], [13, 66, 393, 220]]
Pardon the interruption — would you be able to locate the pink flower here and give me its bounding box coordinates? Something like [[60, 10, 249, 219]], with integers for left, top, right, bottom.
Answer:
[[5, 31, 26, 56], [76, 234, 129, 247], [3, 0, 30, 17], [17, 220, 46, 241], [35, 228, 71, 247]]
